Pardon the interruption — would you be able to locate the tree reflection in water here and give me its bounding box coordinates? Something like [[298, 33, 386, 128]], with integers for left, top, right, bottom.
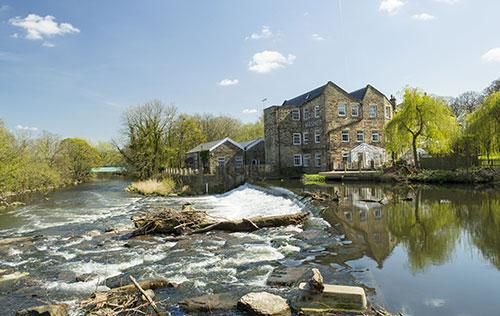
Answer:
[[319, 184, 500, 273]]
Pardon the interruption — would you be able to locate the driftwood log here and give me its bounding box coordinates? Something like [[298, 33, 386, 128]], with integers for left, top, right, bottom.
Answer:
[[131, 207, 309, 237]]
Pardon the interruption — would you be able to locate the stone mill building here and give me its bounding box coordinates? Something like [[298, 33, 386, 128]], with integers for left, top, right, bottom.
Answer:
[[264, 81, 396, 173]]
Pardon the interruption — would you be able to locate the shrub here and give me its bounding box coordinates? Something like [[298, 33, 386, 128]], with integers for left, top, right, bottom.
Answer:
[[302, 174, 326, 183]]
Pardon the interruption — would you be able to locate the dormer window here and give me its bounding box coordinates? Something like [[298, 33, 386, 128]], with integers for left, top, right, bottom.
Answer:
[[292, 108, 300, 121]]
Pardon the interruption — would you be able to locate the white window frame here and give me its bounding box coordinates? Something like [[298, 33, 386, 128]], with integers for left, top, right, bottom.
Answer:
[[369, 104, 377, 118], [356, 131, 364, 143], [351, 104, 359, 117], [292, 133, 302, 145], [303, 154, 311, 167], [314, 130, 321, 144], [385, 106, 392, 119], [303, 108, 310, 120], [217, 157, 225, 167], [235, 156, 243, 169], [314, 105, 320, 118], [338, 103, 347, 117], [372, 131, 380, 142], [292, 108, 300, 121], [293, 154, 302, 166], [315, 152, 321, 167], [303, 132, 309, 145], [341, 130, 349, 143]]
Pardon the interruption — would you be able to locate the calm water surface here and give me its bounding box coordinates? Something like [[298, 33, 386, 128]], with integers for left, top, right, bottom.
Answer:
[[0, 179, 498, 316]]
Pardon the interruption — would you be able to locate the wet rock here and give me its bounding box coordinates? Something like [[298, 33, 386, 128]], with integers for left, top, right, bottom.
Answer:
[[237, 292, 291, 316], [179, 293, 238, 311], [76, 273, 98, 282], [0, 271, 29, 283], [0, 236, 37, 247], [267, 266, 308, 287], [58, 271, 77, 282], [86, 230, 102, 237], [307, 268, 324, 293], [16, 304, 67, 316]]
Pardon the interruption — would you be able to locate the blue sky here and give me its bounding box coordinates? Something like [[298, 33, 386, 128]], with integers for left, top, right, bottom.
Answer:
[[1, 0, 499, 142]]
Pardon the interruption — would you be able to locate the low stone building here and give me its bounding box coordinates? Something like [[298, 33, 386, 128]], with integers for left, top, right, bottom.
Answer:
[[186, 138, 245, 174], [264, 81, 395, 174], [186, 138, 265, 174], [239, 138, 265, 165]]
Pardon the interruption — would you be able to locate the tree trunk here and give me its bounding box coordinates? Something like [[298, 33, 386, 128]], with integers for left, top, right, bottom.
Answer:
[[412, 136, 419, 169]]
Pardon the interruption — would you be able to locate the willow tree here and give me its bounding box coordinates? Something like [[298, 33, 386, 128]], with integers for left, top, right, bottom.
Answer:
[[465, 92, 500, 165], [385, 88, 459, 168]]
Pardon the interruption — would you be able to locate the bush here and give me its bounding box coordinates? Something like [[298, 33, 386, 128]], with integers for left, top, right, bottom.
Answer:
[[302, 174, 326, 183]]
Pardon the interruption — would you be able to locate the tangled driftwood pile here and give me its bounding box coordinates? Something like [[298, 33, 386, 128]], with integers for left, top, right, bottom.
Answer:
[[80, 277, 171, 316], [131, 205, 309, 237]]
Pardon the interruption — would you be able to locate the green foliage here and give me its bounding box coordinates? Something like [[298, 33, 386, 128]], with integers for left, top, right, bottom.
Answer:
[[464, 92, 500, 163], [167, 114, 206, 168], [385, 87, 459, 167], [95, 141, 124, 167], [57, 138, 101, 183]]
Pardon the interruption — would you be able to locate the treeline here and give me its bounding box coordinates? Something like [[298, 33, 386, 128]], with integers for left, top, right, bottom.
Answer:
[[0, 122, 123, 195], [118, 101, 263, 179], [385, 78, 500, 167]]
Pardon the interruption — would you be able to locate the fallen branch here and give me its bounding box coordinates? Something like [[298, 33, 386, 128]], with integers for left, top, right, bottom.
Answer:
[[131, 206, 310, 236], [129, 275, 160, 316]]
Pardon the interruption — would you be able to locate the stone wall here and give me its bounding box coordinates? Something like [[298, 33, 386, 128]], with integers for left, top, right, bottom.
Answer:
[[209, 141, 244, 175], [245, 141, 265, 165]]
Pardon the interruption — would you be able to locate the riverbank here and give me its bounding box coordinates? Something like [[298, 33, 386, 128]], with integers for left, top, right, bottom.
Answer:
[[311, 167, 499, 185]]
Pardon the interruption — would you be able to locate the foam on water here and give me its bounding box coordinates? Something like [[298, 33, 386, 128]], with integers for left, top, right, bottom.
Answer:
[[188, 184, 303, 220]]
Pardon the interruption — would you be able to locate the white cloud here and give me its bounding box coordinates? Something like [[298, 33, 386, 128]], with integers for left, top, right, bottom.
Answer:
[[10, 33, 19, 38], [379, 0, 406, 15], [423, 298, 446, 308], [412, 13, 435, 21], [482, 48, 500, 63], [243, 108, 257, 114], [217, 79, 239, 86], [248, 50, 296, 74], [312, 33, 325, 41], [0, 4, 10, 12], [247, 25, 272, 40], [42, 41, 55, 48], [15, 125, 38, 132], [9, 14, 80, 41]]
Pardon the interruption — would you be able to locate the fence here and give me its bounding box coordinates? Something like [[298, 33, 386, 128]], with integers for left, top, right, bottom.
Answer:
[[420, 155, 479, 170], [164, 167, 200, 176]]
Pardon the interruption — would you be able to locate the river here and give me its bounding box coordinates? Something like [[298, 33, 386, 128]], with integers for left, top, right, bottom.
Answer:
[[0, 179, 499, 315]]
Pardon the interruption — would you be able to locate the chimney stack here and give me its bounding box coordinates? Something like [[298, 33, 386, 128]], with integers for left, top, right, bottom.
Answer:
[[389, 95, 397, 110]]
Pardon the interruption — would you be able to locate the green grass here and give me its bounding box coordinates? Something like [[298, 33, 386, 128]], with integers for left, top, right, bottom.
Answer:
[[302, 174, 326, 184]]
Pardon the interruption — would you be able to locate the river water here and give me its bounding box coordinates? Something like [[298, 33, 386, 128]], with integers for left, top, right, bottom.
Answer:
[[0, 179, 499, 316]]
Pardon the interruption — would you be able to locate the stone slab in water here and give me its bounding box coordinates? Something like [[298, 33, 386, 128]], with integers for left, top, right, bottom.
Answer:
[[237, 292, 291, 316], [267, 266, 308, 287], [295, 282, 367, 313], [179, 293, 239, 311]]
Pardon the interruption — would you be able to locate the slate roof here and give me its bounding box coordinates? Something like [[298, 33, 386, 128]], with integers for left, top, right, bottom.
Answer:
[[282, 83, 328, 106], [187, 138, 244, 154], [349, 87, 369, 101], [239, 138, 264, 150], [281, 82, 390, 107]]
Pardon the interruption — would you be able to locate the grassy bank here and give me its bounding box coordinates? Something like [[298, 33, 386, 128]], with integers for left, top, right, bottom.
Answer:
[[126, 178, 177, 196], [302, 174, 326, 184]]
